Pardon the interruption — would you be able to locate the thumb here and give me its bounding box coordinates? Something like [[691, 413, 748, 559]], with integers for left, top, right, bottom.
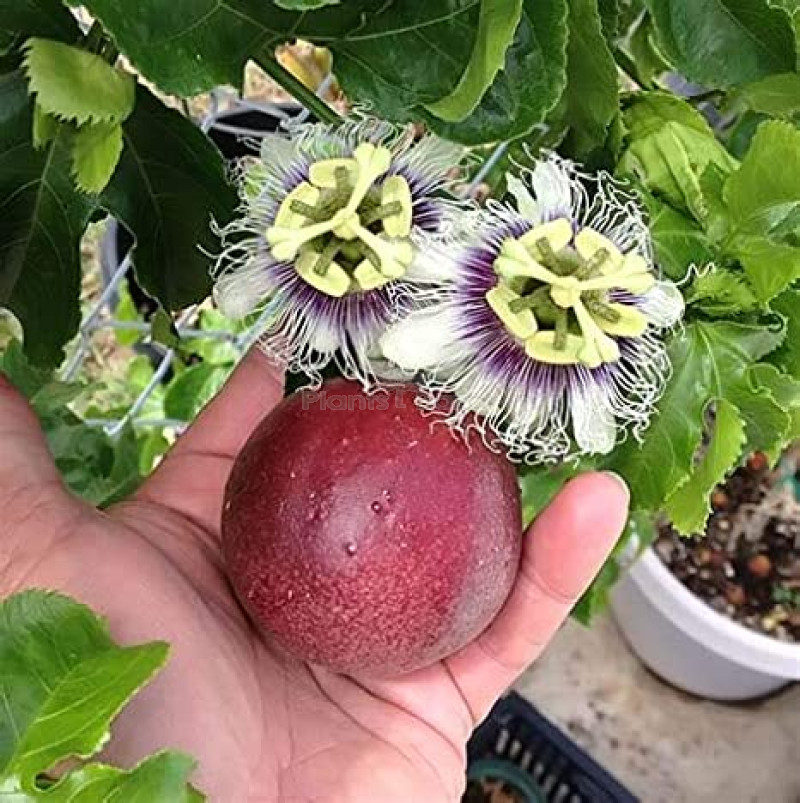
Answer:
[[0, 372, 63, 510]]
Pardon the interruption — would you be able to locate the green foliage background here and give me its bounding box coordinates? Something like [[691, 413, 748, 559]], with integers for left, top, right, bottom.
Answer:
[[1, 0, 800, 790]]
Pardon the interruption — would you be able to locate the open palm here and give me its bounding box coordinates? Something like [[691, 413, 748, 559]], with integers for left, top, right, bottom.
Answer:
[[0, 351, 628, 802]]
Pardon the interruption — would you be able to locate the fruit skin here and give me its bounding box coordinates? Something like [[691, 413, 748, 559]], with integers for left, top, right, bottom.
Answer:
[[222, 378, 522, 676]]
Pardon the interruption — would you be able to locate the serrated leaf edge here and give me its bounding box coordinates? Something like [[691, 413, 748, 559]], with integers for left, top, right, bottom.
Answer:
[[22, 38, 135, 127], [70, 120, 124, 195]]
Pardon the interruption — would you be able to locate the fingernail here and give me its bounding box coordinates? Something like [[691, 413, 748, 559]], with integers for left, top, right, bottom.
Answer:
[[601, 471, 630, 504]]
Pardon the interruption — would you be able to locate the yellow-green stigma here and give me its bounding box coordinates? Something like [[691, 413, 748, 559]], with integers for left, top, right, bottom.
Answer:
[[266, 143, 414, 297], [488, 219, 653, 368]]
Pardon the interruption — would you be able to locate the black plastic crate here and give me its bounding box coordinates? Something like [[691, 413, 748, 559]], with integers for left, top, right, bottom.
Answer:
[[465, 692, 638, 803]]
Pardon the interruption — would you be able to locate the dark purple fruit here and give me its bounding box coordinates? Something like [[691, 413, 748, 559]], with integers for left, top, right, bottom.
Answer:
[[222, 379, 521, 675]]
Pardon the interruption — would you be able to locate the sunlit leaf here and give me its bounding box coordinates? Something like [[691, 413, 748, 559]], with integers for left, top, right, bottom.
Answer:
[[23, 37, 135, 125], [71, 119, 123, 194], [425, 0, 524, 123]]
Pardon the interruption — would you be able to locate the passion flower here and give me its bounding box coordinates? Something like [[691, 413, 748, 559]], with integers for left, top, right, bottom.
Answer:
[[381, 155, 684, 462], [213, 118, 466, 383]]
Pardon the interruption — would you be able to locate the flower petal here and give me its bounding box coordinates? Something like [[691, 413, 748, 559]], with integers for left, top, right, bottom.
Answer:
[[528, 158, 579, 221], [213, 267, 273, 319], [506, 173, 540, 222], [642, 281, 685, 328], [380, 307, 461, 371], [405, 240, 459, 283], [570, 377, 617, 454]]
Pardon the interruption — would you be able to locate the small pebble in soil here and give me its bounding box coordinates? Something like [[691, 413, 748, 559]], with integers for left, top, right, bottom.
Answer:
[[747, 452, 769, 472], [711, 490, 729, 510], [747, 553, 772, 578], [655, 456, 800, 644], [725, 584, 746, 607]]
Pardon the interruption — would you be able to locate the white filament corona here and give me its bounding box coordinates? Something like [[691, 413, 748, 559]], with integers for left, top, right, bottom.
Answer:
[[212, 116, 469, 385], [380, 153, 684, 462]]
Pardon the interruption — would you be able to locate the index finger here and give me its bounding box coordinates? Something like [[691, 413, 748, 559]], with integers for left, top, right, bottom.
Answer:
[[445, 472, 629, 723]]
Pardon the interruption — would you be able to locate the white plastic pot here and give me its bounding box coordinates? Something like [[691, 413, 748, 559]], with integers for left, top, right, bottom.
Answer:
[[611, 548, 800, 701]]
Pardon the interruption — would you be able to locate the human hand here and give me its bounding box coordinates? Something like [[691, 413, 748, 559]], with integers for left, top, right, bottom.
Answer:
[[0, 350, 629, 802]]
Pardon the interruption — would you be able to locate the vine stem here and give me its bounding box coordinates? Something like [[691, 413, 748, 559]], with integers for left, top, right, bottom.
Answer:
[[84, 19, 119, 64], [255, 52, 342, 126], [612, 46, 648, 90], [687, 89, 724, 107], [84, 20, 105, 53]]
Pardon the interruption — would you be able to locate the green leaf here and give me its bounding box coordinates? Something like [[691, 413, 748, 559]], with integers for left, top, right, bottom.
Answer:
[[32, 102, 57, 149], [87, 424, 145, 506], [646, 0, 797, 88], [734, 73, 800, 117], [71, 120, 123, 194], [665, 399, 746, 535], [685, 268, 759, 316], [151, 307, 180, 348], [751, 363, 800, 449], [573, 511, 656, 623], [732, 236, 800, 302], [769, 0, 800, 55], [0, 338, 50, 396], [100, 87, 237, 310], [647, 199, 714, 280], [609, 320, 785, 510], [423, 0, 569, 144], [559, 0, 620, 158], [619, 92, 738, 219], [114, 284, 143, 347], [725, 110, 768, 160], [0, 0, 80, 41], [0, 590, 200, 800], [598, 0, 620, 38], [770, 290, 800, 379], [275, 0, 339, 7], [52, 752, 203, 802], [164, 362, 228, 421], [425, 0, 524, 122], [724, 121, 800, 238], [717, 121, 800, 301], [698, 163, 731, 241], [183, 309, 241, 365], [327, 3, 485, 117], [139, 430, 170, 475], [0, 339, 145, 504], [23, 38, 136, 125], [573, 553, 621, 623], [626, 11, 670, 87], [0, 71, 95, 367], [80, 0, 479, 104]]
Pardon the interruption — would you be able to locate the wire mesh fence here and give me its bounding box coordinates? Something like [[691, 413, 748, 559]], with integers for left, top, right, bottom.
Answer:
[[64, 81, 508, 439]]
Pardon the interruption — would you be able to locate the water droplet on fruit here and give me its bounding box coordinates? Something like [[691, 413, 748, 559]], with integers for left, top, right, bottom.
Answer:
[[309, 491, 317, 502], [382, 489, 392, 503], [289, 470, 297, 479], [286, 589, 294, 601], [345, 541, 357, 556], [341, 437, 350, 447], [370, 501, 383, 514], [224, 500, 232, 512]]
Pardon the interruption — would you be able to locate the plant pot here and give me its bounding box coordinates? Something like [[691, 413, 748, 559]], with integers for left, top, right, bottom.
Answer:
[[611, 547, 800, 701]]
